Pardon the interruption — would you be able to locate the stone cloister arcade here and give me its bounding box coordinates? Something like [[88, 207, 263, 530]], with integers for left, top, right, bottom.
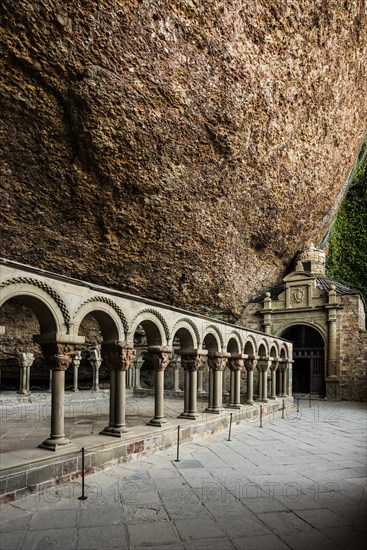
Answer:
[[0, 259, 292, 451]]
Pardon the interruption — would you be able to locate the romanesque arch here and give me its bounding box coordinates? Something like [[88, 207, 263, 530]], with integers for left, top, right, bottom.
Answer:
[[170, 318, 199, 350], [0, 280, 68, 336], [202, 325, 223, 351], [130, 309, 169, 346], [73, 299, 126, 342], [225, 331, 243, 353]]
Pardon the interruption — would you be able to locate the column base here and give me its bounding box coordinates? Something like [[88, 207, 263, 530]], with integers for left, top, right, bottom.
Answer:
[[99, 426, 129, 437], [148, 417, 168, 427], [226, 403, 242, 409], [246, 399, 255, 405], [205, 407, 223, 414], [73, 389, 79, 393], [269, 396, 277, 400], [185, 412, 200, 419], [17, 389, 30, 395], [39, 436, 71, 451], [257, 399, 269, 403], [92, 387, 100, 392], [178, 412, 189, 418]]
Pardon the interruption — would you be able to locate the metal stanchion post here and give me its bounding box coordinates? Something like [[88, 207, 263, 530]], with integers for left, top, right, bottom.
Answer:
[[227, 413, 233, 441], [282, 398, 285, 419], [297, 397, 300, 413], [175, 425, 181, 462], [78, 447, 88, 501], [309, 392, 312, 408], [260, 405, 263, 428]]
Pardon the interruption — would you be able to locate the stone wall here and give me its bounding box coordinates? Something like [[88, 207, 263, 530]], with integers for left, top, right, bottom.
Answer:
[[339, 295, 367, 401]]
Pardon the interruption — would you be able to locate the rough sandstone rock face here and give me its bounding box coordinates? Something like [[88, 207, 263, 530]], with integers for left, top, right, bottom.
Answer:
[[1, 1, 366, 315]]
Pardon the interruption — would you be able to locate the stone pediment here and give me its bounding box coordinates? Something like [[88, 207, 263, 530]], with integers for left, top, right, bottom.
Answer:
[[283, 271, 314, 284]]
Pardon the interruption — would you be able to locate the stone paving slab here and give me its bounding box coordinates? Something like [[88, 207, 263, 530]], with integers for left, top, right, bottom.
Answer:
[[0, 401, 366, 550], [1, 391, 288, 500]]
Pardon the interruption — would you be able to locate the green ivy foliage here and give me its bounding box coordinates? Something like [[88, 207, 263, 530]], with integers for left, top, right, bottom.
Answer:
[[326, 143, 367, 301]]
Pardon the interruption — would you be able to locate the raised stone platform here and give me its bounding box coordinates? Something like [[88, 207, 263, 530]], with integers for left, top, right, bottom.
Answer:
[[0, 391, 293, 503]]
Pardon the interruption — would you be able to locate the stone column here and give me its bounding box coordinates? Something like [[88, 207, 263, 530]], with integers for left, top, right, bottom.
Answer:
[[100, 342, 135, 436], [269, 359, 279, 399], [17, 352, 34, 395], [173, 359, 182, 392], [227, 357, 244, 408], [245, 357, 257, 405], [262, 292, 272, 334], [257, 358, 271, 402], [197, 363, 205, 394], [72, 352, 81, 392], [39, 343, 76, 450], [90, 346, 102, 392], [179, 355, 202, 419], [279, 362, 288, 397], [133, 359, 143, 390], [148, 346, 173, 426], [206, 353, 227, 414], [48, 369, 52, 392], [326, 285, 339, 399]]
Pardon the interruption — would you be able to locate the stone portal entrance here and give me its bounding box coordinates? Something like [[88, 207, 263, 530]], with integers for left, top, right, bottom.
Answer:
[[282, 325, 325, 396]]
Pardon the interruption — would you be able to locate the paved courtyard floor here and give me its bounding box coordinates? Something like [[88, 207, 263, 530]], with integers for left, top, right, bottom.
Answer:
[[0, 401, 366, 550]]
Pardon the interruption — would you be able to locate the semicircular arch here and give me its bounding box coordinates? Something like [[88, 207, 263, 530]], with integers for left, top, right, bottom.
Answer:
[[73, 299, 126, 341], [130, 309, 169, 346], [0, 281, 68, 335], [171, 318, 200, 349]]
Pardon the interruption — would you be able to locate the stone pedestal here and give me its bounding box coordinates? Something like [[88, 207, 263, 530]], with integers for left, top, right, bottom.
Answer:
[[147, 346, 173, 426]]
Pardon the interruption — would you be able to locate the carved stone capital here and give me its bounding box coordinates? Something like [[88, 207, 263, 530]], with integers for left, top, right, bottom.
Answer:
[[227, 357, 244, 372], [18, 352, 35, 368], [101, 341, 136, 371], [181, 355, 202, 371], [279, 361, 288, 372], [207, 354, 227, 371], [245, 358, 257, 372], [256, 358, 271, 372], [270, 360, 279, 372], [41, 343, 76, 371], [148, 346, 173, 371]]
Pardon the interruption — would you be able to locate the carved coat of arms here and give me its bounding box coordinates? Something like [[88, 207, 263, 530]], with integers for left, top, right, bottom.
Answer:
[[292, 288, 304, 303]]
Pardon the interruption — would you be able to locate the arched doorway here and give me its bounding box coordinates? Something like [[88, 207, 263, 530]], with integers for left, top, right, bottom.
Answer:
[[282, 325, 325, 396]]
